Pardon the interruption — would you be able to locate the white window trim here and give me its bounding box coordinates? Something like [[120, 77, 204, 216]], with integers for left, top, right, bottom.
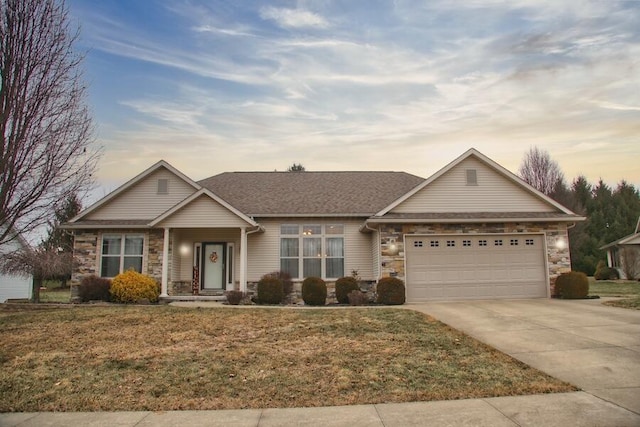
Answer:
[[280, 224, 345, 280], [99, 233, 145, 278]]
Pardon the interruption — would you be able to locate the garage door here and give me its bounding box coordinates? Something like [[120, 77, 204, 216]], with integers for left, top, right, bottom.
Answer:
[[405, 234, 547, 301]]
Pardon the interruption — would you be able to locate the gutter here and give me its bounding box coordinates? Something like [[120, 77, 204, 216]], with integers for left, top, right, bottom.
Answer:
[[364, 216, 587, 225]]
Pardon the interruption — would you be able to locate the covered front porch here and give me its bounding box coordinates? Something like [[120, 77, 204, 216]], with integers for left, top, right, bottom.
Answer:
[[159, 227, 261, 299], [152, 188, 262, 300]]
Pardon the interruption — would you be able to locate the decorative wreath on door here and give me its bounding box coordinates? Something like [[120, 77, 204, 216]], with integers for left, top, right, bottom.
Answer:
[[209, 251, 218, 263]]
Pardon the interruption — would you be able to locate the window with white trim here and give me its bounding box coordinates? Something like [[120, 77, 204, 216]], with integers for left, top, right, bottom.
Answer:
[[280, 224, 344, 279], [101, 234, 144, 277]]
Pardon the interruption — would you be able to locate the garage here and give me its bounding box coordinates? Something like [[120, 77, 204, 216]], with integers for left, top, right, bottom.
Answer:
[[405, 234, 547, 301]]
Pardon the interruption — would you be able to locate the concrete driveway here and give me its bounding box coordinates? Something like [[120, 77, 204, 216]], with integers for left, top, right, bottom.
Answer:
[[407, 298, 640, 415]]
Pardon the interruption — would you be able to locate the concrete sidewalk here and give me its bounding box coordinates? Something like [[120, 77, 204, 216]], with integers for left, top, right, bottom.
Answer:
[[2, 392, 639, 427], [2, 299, 639, 426]]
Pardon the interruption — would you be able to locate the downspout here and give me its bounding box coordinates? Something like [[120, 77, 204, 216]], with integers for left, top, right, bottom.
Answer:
[[360, 219, 382, 281], [239, 225, 263, 293]]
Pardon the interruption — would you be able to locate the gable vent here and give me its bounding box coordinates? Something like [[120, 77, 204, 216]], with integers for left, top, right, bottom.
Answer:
[[466, 169, 478, 185], [157, 179, 169, 194]]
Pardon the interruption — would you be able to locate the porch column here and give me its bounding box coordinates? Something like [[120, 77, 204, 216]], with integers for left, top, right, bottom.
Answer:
[[239, 227, 247, 292], [161, 227, 170, 297]]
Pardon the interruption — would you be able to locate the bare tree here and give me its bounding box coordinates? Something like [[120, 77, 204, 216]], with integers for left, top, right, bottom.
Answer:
[[0, 246, 73, 302], [518, 147, 564, 196], [287, 163, 306, 172], [0, 0, 100, 249]]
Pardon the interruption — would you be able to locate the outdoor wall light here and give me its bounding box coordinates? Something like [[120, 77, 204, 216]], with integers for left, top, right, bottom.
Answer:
[[179, 244, 190, 256], [555, 238, 566, 249]]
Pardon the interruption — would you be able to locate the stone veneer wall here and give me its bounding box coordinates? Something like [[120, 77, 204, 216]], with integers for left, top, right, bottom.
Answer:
[[71, 229, 167, 298], [71, 230, 99, 287], [146, 229, 166, 284], [378, 222, 571, 297]]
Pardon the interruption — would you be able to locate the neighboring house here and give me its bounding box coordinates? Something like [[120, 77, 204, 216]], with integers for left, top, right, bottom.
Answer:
[[601, 220, 640, 280], [64, 148, 584, 302], [0, 230, 33, 302]]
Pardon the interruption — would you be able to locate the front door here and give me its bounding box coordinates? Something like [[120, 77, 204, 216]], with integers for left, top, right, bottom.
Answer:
[[202, 243, 226, 290]]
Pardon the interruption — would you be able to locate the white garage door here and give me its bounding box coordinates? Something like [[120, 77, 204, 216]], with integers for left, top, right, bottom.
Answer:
[[405, 234, 547, 301]]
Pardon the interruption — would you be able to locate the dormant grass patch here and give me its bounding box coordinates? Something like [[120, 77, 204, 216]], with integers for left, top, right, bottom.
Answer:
[[0, 305, 575, 412]]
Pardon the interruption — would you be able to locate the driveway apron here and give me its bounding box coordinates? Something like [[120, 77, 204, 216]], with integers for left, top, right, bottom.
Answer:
[[406, 298, 640, 415]]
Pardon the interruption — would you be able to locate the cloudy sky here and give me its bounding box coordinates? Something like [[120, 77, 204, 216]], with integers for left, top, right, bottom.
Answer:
[[67, 0, 640, 198]]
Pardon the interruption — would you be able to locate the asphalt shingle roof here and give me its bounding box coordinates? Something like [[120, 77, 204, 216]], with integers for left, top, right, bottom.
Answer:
[[198, 171, 425, 216]]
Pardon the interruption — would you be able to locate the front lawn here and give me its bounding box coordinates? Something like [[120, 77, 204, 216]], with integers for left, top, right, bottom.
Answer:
[[0, 305, 574, 412], [589, 278, 640, 310]]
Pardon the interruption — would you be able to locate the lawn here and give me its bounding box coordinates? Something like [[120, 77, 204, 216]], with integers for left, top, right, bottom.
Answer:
[[0, 305, 574, 412], [589, 278, 640, 310]]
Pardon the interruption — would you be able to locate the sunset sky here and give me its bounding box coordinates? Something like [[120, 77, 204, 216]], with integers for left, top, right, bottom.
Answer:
[[67, 0, 640, 200]]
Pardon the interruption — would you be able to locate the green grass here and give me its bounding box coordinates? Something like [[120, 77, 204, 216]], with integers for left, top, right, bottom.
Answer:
[[589, 277, 640, 310], [0, 305, 575, 412], [38, 288, 71, 303]]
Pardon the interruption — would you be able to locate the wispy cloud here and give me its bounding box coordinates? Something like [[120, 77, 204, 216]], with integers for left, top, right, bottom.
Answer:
[[69, 0, 640, 191], [259, 7, 329, 29]]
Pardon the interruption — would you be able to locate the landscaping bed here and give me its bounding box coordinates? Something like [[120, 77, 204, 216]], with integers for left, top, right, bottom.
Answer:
[[0, 305, 574, 412]]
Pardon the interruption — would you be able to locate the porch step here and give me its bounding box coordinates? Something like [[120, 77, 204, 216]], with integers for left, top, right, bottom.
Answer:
[[161, 295, 227, 302]]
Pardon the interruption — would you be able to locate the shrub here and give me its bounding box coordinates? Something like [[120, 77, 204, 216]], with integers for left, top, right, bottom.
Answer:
[[302, 277, 327, 306], [78, 275, 112, 302], [376, 277, 406, 305], [257, 275, 284, 304], [225, 290, 244, 305], [348, 290, 367, 306], [335, 276, 360, 304], [594, 261, 619, 280], [263, 271, 293, 296], [555, 271, 589, 299], [110, 269, 160, 303]]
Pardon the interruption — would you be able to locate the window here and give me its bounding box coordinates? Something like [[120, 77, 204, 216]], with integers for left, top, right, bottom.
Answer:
[[510, 239, 519, 246], [101, 234, 144, 277], [414, 241, 423, 248], [466, 169, 478, 185], [280, 224, 344, 279], [430, 240, 440, 247], [157, 179, 168, 194], [463, 240, 472, 247], [479, 239, 487, 246], [446, 240, 456, 247], [525, 239, 535, 246], [494, 239, 503, 246]]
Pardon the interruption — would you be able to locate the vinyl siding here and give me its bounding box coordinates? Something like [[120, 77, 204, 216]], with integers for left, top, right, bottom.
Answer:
[[392, 157, 555, 213], [0, 236, 32, 302], [87, 168, 196, 220], [246, 218, 373, 282], [157, 195, 249, 228], [370, 228, 381, 280]]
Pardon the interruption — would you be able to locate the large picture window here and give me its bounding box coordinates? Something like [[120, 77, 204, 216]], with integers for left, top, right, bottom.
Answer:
[[280, 224, 344, 279], [101, 234, 144, 277]]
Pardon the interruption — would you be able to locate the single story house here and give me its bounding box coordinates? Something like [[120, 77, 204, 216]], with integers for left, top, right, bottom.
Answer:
[[601, 221, 640, 280], [0, 230, 33, 302], [65, 148, 584, 302]]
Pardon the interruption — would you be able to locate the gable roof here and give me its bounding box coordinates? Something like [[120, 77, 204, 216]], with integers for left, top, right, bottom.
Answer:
[[375, 148, 579, 217], [601, 232, 640, 249], [198, 171, 424, 216], [69, 160, 201, 223], [150, 188, 259, 228]]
